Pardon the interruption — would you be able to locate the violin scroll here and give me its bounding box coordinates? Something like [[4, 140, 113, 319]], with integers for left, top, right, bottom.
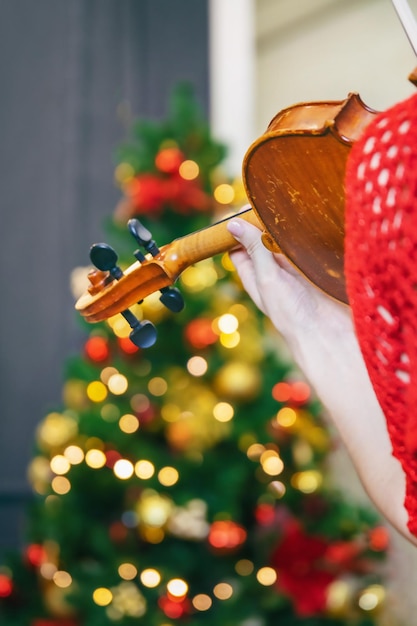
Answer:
[[78, 219, 186, 348]]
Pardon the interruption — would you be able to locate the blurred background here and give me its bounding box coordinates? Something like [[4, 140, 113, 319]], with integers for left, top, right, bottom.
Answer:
[[1, 0, 417, 622]]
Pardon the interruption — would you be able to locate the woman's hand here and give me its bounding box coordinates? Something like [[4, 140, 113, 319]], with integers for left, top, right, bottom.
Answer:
[[227, 217, 417, 546]]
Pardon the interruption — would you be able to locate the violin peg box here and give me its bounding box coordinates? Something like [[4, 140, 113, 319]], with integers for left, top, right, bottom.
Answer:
[[87, 269, 112, 295]]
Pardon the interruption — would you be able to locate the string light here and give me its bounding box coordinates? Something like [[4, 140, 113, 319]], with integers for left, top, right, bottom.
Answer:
[[40, 562, 57, 580], [135, 460, 155, 479], [213, 582, 233, 600], [214, 183, 235, 204], [85, 449, 106, 469], [119, 413, 140, 434], [268, 481, 286, 498], [219, 331, 240, 348], [113, 459, 134, 480], [87, 381, 108, 403], [137, 490, 173, 527], [246, 443, 265, 461], [179, 159, 199, 180], [260, 450, 284, 476], [217, 313, 239, 334], [291, 470, 322, 493], [108, 373, 128, 395], [235, 559, 254, 576], [50, 455, 71, 475], [64, 445, 84, 464], [101, 367, 119, 384], [276, 407, 297, 427], [192, 594, 212, 611], [118, 563, 137, 581], [187, 356, 208, 377], [140, 568, 161, 588], [148, 377, 168, 396], [51, 476, 71, 495], [158, 466, 179, 486], [256, 567, 277, 586], [358, 585, 385, 611], [167, 578, 188, 598], [53, 570, 72, 588], [93, 587, 113, 606], [213, 402, 234, 422]]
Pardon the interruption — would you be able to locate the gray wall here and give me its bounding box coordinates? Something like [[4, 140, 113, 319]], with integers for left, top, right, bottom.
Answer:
[[0, 0, 208, 552]]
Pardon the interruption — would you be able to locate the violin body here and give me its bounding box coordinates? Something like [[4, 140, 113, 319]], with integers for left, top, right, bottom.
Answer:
[[243, 92, 378, 304], [76, 92, 379, 327]]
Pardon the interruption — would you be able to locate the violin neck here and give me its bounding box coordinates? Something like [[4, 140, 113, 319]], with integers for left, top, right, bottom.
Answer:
[[162, 207, 261, 275]]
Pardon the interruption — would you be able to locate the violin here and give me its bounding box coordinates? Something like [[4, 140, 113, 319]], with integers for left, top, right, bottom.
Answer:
[[75, 93, 378, 347], [76, 0, 417, 348]]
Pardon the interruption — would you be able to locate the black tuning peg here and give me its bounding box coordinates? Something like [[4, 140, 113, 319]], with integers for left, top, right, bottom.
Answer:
[[128, 219, 160, 257], [122, 310, 157, 349], [90, 243, 123, 279], [127, 220, 185, 314], [160, 287, 184, 313], [89, 242, 157, 349]]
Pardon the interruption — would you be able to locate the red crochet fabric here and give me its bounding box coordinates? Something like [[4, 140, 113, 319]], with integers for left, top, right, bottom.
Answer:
[[344, 91, 417, 535]]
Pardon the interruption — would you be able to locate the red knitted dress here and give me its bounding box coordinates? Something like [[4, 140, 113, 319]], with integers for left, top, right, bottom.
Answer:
[[344, 91, 417, 535]]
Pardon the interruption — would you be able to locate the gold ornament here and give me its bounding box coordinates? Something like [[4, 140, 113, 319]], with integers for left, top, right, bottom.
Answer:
[[42, 580, 77, 618], [213, 362, 261, 402], [36, 412, 78, 451]]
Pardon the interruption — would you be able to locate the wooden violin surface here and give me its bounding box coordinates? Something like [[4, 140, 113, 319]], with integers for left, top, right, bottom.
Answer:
[[243, 93, 379, 304]]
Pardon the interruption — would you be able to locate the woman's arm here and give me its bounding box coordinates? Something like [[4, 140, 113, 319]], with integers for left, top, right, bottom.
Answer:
[[227, 217, 417, 546]]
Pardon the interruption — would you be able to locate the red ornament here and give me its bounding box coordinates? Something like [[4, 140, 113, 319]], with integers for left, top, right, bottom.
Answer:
[[85, 336, 110, 362], [109, 520, 129, 543], [118, 336, 139, 354], [208, 520, 247, 551], [26, 543, 47, 567], [184, 318, 218, 349], [158, 595, 190, 619], [255, 503, 277, 526], [272, 381, 310, 405], [290, 381, 311, 404], [0, 574, 13, 598], [368, 526, 390, 552], [272, 382, 292, 403], [324, 540, 363, 569], [105, 449, 123, 468], [155, 147, 185, 174]]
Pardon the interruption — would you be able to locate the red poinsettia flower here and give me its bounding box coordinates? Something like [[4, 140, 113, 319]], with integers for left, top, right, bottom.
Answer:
[[271, 520, 336, 616], [125, 173, 168, 215], [164, 173, 211, 214]]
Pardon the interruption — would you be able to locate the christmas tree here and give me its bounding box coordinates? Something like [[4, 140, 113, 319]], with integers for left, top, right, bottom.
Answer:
[[0, 84, 392, 626]]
